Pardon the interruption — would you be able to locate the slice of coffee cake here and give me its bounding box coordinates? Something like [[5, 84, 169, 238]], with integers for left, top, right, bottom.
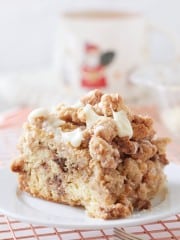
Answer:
[[11, 90, 169, 219]]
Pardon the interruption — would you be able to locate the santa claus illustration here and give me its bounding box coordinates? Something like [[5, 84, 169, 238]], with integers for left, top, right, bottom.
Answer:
[[81, 43, 115, 88]]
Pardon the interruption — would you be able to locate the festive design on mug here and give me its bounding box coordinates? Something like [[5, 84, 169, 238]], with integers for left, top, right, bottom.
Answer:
[[81, 43, 115, 88]]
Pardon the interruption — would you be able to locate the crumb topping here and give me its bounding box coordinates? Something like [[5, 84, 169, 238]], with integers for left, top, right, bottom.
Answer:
[[27, 95, 134, 148], [12, 89, 169, 220], [28, 108, 49, 122], [25, 88, 167, 170]]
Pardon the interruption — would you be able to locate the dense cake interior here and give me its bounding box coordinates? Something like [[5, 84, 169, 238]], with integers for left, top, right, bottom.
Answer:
[[11, 90, 169, 219]]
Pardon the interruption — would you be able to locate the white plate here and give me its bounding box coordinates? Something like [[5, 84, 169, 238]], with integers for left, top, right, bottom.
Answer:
[[0, 163, 180, 229]]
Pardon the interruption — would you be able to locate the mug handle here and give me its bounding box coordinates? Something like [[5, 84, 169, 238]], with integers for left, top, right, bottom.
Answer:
[[147, 23, 180, 63]]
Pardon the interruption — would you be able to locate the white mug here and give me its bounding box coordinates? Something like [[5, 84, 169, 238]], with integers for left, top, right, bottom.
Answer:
[[54, 11, 178, 100]]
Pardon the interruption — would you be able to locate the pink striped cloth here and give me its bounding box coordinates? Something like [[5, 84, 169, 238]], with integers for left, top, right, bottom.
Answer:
[[0, 107, 32, 129]]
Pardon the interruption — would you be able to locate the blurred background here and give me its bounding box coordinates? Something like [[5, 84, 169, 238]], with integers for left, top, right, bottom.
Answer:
[[0, 0, 180, 137]]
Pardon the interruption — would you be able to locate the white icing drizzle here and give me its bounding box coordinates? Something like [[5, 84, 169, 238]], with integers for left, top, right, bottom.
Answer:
[[28, 107, 84, 147], [97, 102, 103, 109], [28, 107, 65, 139], [42, 118, 64, 133], [113, 110, 133, 138], [84, 104, 103, 128], [61, 128, 83, 147], [72, 101, 84, 108], [54, 129, 62, 143], [48, 115, 65, 127], [28, 103, 133, 149], [28, 108, 49, 122], [84, 104, 133, 138], [94, 125, 105, 135]]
